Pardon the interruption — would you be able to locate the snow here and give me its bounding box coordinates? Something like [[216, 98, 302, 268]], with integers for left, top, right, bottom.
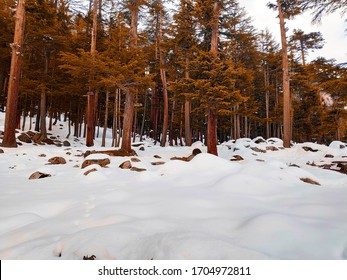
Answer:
[[0, 113, 347, 260]]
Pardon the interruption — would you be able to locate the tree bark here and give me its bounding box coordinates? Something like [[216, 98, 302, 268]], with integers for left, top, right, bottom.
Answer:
[[278, 0, 291, 148], [2, 0, 25, 147], [184, 59, 192, 146], [86, 0, 98, 147], [101, 91, 109, 147]]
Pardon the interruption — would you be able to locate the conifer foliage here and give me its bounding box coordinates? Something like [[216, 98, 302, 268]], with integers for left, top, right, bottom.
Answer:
[[0, 0, 346, 150]]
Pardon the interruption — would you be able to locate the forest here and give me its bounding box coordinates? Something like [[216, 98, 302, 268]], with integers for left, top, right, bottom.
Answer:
[[0, 0, 346, 154]]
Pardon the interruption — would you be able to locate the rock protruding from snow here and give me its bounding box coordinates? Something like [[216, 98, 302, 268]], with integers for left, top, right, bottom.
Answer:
[[84, 149, 137, 157], [48, 157, 67, 165], [29, 171, 52, 180], [119, 160, 132, 169], [230, 155, 244, 161], [151, 161, 166, 166], [0, 149, 3, 154], [82, 158, 110, 169], [63, 140, 71, 147], [130, 167, 147, 172], [18, 133, 32, 143], [131, 157, 141, 162], [84, 168, 98, 176]]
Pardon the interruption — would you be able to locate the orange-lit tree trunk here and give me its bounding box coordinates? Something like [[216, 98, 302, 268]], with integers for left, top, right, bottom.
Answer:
[[207, 1, 220, 156], [121, 2, 138, 153], [86, 0, 98, 147], [184, 58, 192, 146], [278, 0, 291, 148], [2, 0, 25, 148]]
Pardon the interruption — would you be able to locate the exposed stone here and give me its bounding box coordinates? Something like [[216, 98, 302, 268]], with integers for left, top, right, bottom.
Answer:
[[266, 146, 279, 151], [66, 152, 72, 155], [0, 149, 4, 154], [340, 145, 346, 149], [256, 159, 265, 162], [153, 155, 162, 159], [42, 138, 55, 145], [230, 155, 244, 161], [18, 133, 32, 143], [254, 137, 266, 144], [32, 133, 45, 143], [63, 140, 71, 147], [131, 157, 141, 162], [29, 171, 52, 180], [151, 161, 166, 166], [302, 146, 318, 152], [119, 160, 132, 169], [84, 149, 137, 158], [139, 146, 145, 151], [73, 164, 80, 168], [250, 147, 266, 153], [84, 168, 98, 176], [48, 157, 67, 165], [26, 131, 36, 137], [324, 154, 334, 158], [38, 154, 46, 157], [192, 148, 202, 156], [82, 158, 111, 169], [130, 167, 147, 172], [132, 143, 145, 147], [300, 177, 320, 186]]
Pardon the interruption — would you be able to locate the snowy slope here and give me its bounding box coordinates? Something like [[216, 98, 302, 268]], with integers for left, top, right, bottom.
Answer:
[[0, 113, 347, 260]]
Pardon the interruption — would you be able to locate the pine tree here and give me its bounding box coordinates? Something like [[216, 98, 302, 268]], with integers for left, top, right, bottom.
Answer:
[[2, 0, 25, 148]]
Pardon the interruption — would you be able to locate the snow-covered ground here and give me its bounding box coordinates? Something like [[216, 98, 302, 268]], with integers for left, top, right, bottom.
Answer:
[[0, 113, 347, 260]]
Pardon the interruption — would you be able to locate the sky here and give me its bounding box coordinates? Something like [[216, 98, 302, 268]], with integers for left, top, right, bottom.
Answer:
[[240, 0, 347, 64]]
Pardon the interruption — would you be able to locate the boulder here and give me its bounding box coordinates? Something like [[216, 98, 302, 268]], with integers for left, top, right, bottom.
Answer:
[[29, 171, 52, 180], [324, 154, 334, 158], [130, 167, 147, 172], [42, 138, 55, 145], [192, 148, 202, 156], [26, 131, 36, 137], [230, 155, 244, 161], [82, 158, 110, 169], [18, 133, 32, 143], [153, 155, 162, 159], [139, 146, 145, 151], [302, 146, 318, 152], [63, 140, 71, 147], [0, 149, 4, 154], [300, 177, 320, 186], [131, 157, 141, 162], [84, 168, 98, 176], [119, 160, 132, 169], [38, 154, 46, 157], [151, 161, 166, 166], [266, 146, 279, 151], [48, 157, 67, 165], [250, 147, 266, 153], [32, 133, 45, 143], [254, 137, 266, 144], [84, 149, 137, 158]]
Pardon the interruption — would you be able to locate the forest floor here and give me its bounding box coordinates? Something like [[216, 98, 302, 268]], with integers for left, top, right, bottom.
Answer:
[[1, 113, 347, 260]]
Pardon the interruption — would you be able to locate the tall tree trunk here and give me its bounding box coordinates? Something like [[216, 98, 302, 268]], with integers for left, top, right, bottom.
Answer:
[[184, 59, 192, 146], [265, 64, 270, 139], [2, 0, 25, 147], [207, 1, 220, 156], [278, 0, 291, 148], [159, 2, 168, 147], [140, 91, 148, 141], [102, 91, 109, 147], [86, 0, 98, 147], [121, 3, 138, 153]]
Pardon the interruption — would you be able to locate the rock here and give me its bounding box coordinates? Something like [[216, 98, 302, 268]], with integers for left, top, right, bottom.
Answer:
[[48, 157, 67, 165], [42, 138, 55, 145], [49, 136, 57, 140], [300, 177, 320, 186], [151, 161, 166, 166], [139, 146, 145, 151], [230, 155, 244, 161], [18, 133, 32, 143], [302, 146, 318, 152], [192, 148, 202, 156], [29, 171, 52, 180], [32, 133, 45, 143], [132, 143, 145, 147], [340, 145, 346, 149], [153, 155, 162, 159], [84, 149, 137, 158], [26, 131, 36, 137], [119, 160, 132, 169], [130, 167, 147, 172], [131, 157, 141, 162], [38, 154, 46, 157], [0, 149, 4, 154], [82, 158, 111, 169], [324, 154, 334, 158], [250, 147, 266, 153], [84, 168, 98, 176], [266, 146, 279, 151], [73, 165, 80, 168], [63, 140, 71, 147], [66, 152, 72, 155], [254, 137, 266, 144]]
